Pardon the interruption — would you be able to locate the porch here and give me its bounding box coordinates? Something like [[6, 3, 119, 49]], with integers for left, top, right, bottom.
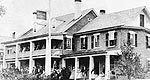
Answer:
[[62, 50, 121, 80]]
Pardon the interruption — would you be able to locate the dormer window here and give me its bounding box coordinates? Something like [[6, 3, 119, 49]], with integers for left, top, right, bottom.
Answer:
[[106, 31, 117, 47], [87, 17, 92, 22], [140, 14, 144, 27]]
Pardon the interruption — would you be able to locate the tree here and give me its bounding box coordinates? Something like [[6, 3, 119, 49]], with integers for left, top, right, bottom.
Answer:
[[116, 42, 143, 80], [0, 5, 5, 16]]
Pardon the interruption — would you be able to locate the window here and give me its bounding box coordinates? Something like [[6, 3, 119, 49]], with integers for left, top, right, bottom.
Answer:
[[7, 48, 12, 54], [80, 36, 88, 49], [140, 14, 144, 27], [106, 31, 117, 47], [146, 34, 150, 48], [127, 31, 137, 47], [64, 36, 72, 49], [94, 33, 100, 48]]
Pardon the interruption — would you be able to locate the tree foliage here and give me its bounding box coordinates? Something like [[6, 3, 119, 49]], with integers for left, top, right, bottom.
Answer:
[[0, 5, 5, 16], [117, 43, 144, 80]]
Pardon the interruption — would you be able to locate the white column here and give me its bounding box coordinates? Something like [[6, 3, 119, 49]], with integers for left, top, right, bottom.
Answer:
[[89, 56, 94, 80], [62, 58, 66, 68], [45, 38, 51, 75], [75, 57, 79, 80], [105, 55, 110, 80], [29, 41, 34, 73], [15, 44, 20, 69], [2, 45, 6, 69]]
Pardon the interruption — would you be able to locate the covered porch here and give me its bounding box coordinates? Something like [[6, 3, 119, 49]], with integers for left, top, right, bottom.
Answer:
[[62, 50, 121, 80]]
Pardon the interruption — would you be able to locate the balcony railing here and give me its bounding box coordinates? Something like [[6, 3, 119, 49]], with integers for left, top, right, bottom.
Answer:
[[32, 49, 46, 56], [32, 49, 63, 57], [18, 51, 30, 58], [5, 53, 16, 59]]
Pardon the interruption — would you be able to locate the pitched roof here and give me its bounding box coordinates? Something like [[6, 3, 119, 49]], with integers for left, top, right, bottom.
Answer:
[[0, 36, 14, 49], [77, 6, 149, 33], [18, 8, 95, 39]]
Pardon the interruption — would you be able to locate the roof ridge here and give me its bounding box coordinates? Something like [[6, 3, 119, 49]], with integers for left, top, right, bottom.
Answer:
[[107, 6, 145, 15], [55, 8, 93, 19]]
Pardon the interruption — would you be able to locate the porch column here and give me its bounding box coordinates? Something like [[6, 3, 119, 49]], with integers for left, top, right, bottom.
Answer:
[[75, 57, 79, 80], [2, 45, 6, 69], [89, 56, 94, 80], [62, 58, 66, 68], [29, 41, 34, 73], [45, 38, 51, 75], [15, 44, 20, 69], [105, 55, 110, 80]]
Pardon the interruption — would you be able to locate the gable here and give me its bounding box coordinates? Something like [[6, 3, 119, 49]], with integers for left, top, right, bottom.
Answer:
[[65, 10, 97, 35], [77, 6, 150, 34]]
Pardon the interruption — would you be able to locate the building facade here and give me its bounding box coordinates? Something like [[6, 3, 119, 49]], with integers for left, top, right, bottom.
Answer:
[[2, 1, 150, 80]]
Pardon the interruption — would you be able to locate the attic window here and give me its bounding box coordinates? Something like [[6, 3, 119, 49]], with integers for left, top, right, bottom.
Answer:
[[87, 17, 92, 22], [140, 14, 144, 27]]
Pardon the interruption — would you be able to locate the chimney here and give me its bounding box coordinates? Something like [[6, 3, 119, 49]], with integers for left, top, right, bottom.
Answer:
[[12, 32, 15, 38], [100, 10, 106, 15], [74, 0, 82, 19], [33, 12, 37, 32]]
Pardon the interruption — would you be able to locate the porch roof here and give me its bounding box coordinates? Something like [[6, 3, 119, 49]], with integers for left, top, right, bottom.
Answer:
[[61, 50, 107, 57]]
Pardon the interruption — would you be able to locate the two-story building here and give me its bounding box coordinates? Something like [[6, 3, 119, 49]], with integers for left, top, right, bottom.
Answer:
[[63, 6, 150, 80], [2, 1, 150, 80]]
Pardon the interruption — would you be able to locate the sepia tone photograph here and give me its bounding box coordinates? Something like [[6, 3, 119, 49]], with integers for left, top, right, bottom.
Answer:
[[0, 0, 150, 80]]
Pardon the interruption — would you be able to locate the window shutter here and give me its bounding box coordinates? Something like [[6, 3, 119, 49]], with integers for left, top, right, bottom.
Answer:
[[146, 36, 148, 48], [81, 38, 85, 49], [64, 37, 67, 49], [91, 36, 94, 49], [135, 34, 137, 47], [72, 37, 75, 51], [114, 32, 117, 46], [106, 33, 109, 47], [127, 33, 130, 45], [85, 37, 88, 49]]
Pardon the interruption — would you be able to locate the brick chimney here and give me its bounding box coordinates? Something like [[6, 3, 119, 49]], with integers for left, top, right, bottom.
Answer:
[[33, 12, 37, 32], [12, 32, 15, 38], [74, 0, 82, 19]]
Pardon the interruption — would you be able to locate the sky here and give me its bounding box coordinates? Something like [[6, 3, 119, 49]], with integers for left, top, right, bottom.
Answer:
[[0, 0, 150, 37]]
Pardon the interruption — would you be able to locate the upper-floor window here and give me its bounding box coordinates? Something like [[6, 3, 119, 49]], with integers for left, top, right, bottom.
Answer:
[[140, 14, 144, 27], [64, 36, 72, 49], [106, 31, 117, 47], [7, 48, 12, 54], [127, 31, 137, 47], [94, 33, 100, 48], [80, 36, 88, 49], [146, 34, 150, 48]]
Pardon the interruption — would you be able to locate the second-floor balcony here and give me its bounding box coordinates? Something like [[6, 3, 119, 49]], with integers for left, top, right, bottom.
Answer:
[[5, 53, 16, 59], [18, 51, 30, 58]]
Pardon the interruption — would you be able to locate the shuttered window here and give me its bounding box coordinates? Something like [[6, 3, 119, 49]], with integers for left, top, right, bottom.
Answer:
[[127, 31, 137, 47], [64, 36, 72, 49], [106, 31, 117, 47], [81, 36, 88, 49]]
